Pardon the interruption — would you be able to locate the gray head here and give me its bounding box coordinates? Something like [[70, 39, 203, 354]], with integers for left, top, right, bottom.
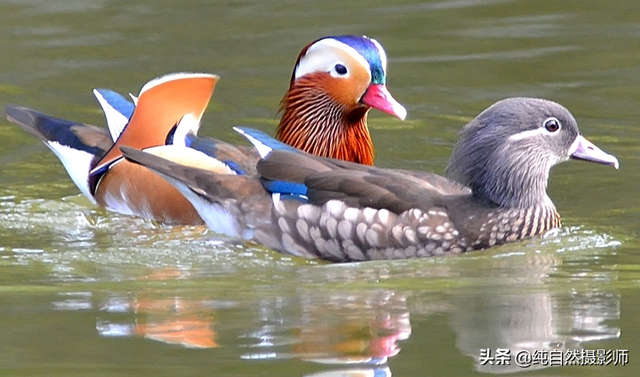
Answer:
[[446, 97, 619, 208]]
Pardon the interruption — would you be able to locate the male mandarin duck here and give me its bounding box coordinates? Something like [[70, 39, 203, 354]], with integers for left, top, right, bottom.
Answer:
[[5, 35, 406, 225], [120, 98, 619, 262], [277, 35, 406, 165], [6, 73, 224, 225]]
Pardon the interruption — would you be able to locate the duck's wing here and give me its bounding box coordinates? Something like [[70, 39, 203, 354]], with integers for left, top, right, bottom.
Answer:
[[257, 149, 458, 213]]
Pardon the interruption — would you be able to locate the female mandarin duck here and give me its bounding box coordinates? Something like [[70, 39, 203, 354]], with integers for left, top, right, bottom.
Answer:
[[5, 35, 406, 225], [120, 98, 619, 262]]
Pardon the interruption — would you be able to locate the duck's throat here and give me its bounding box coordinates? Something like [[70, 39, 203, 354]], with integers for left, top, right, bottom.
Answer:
[[277, 88, 374, 165]]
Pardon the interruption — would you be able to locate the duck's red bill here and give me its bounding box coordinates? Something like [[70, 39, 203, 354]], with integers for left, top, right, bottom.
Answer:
[[361, 84, 407, 121]]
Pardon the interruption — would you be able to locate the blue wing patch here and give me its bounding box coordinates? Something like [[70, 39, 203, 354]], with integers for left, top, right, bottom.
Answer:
[[262, 179, 308, 202]]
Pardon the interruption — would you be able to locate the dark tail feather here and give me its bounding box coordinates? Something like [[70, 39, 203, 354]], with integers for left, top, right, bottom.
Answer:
[[6, 105, 112, 156]]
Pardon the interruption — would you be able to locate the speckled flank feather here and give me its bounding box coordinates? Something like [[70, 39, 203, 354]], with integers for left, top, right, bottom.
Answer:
[[258, 177, 562, 262], [266, 199, 465, 261]]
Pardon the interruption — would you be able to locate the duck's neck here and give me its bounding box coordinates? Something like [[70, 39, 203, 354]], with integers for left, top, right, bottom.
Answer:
[[447, 143, 564, 241], [448, 141, 555, 209], [276, 79, 374, 165], [476, 161, 552, 210]]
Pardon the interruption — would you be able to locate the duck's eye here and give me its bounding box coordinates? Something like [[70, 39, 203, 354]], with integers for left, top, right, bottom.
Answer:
[[543, 117, 561, 133], [334, 63, 347, 75]]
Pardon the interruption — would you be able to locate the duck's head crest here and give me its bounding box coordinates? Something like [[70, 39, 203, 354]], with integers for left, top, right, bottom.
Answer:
[[293, 35, 386, 84], [288, 35, 406, 120], [446, 97, 618, 208]]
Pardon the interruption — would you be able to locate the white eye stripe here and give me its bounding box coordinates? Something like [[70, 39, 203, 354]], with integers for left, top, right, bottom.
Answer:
[[507, 127, 548, 141], [294, 38, 370, 80], [507, 117, 564, 142]]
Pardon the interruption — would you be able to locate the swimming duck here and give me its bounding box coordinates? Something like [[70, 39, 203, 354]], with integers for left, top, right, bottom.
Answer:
[[5, 35, 405, 225], [119, 97, 619, 262]]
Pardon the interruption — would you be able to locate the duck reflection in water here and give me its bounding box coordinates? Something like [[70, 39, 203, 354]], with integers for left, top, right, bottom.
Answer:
[[95, 280, 412, 373], [440, 243, 621, 374], [96, 267, 220, 349], [240, 289, 411, 365], [86, 244, 620, 376]]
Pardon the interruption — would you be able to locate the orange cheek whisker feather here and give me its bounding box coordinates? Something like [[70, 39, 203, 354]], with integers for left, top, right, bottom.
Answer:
[[277, 76, 375, 165]]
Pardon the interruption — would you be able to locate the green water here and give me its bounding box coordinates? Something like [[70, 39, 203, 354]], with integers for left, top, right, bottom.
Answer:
[[1, 1, 638, 376]]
